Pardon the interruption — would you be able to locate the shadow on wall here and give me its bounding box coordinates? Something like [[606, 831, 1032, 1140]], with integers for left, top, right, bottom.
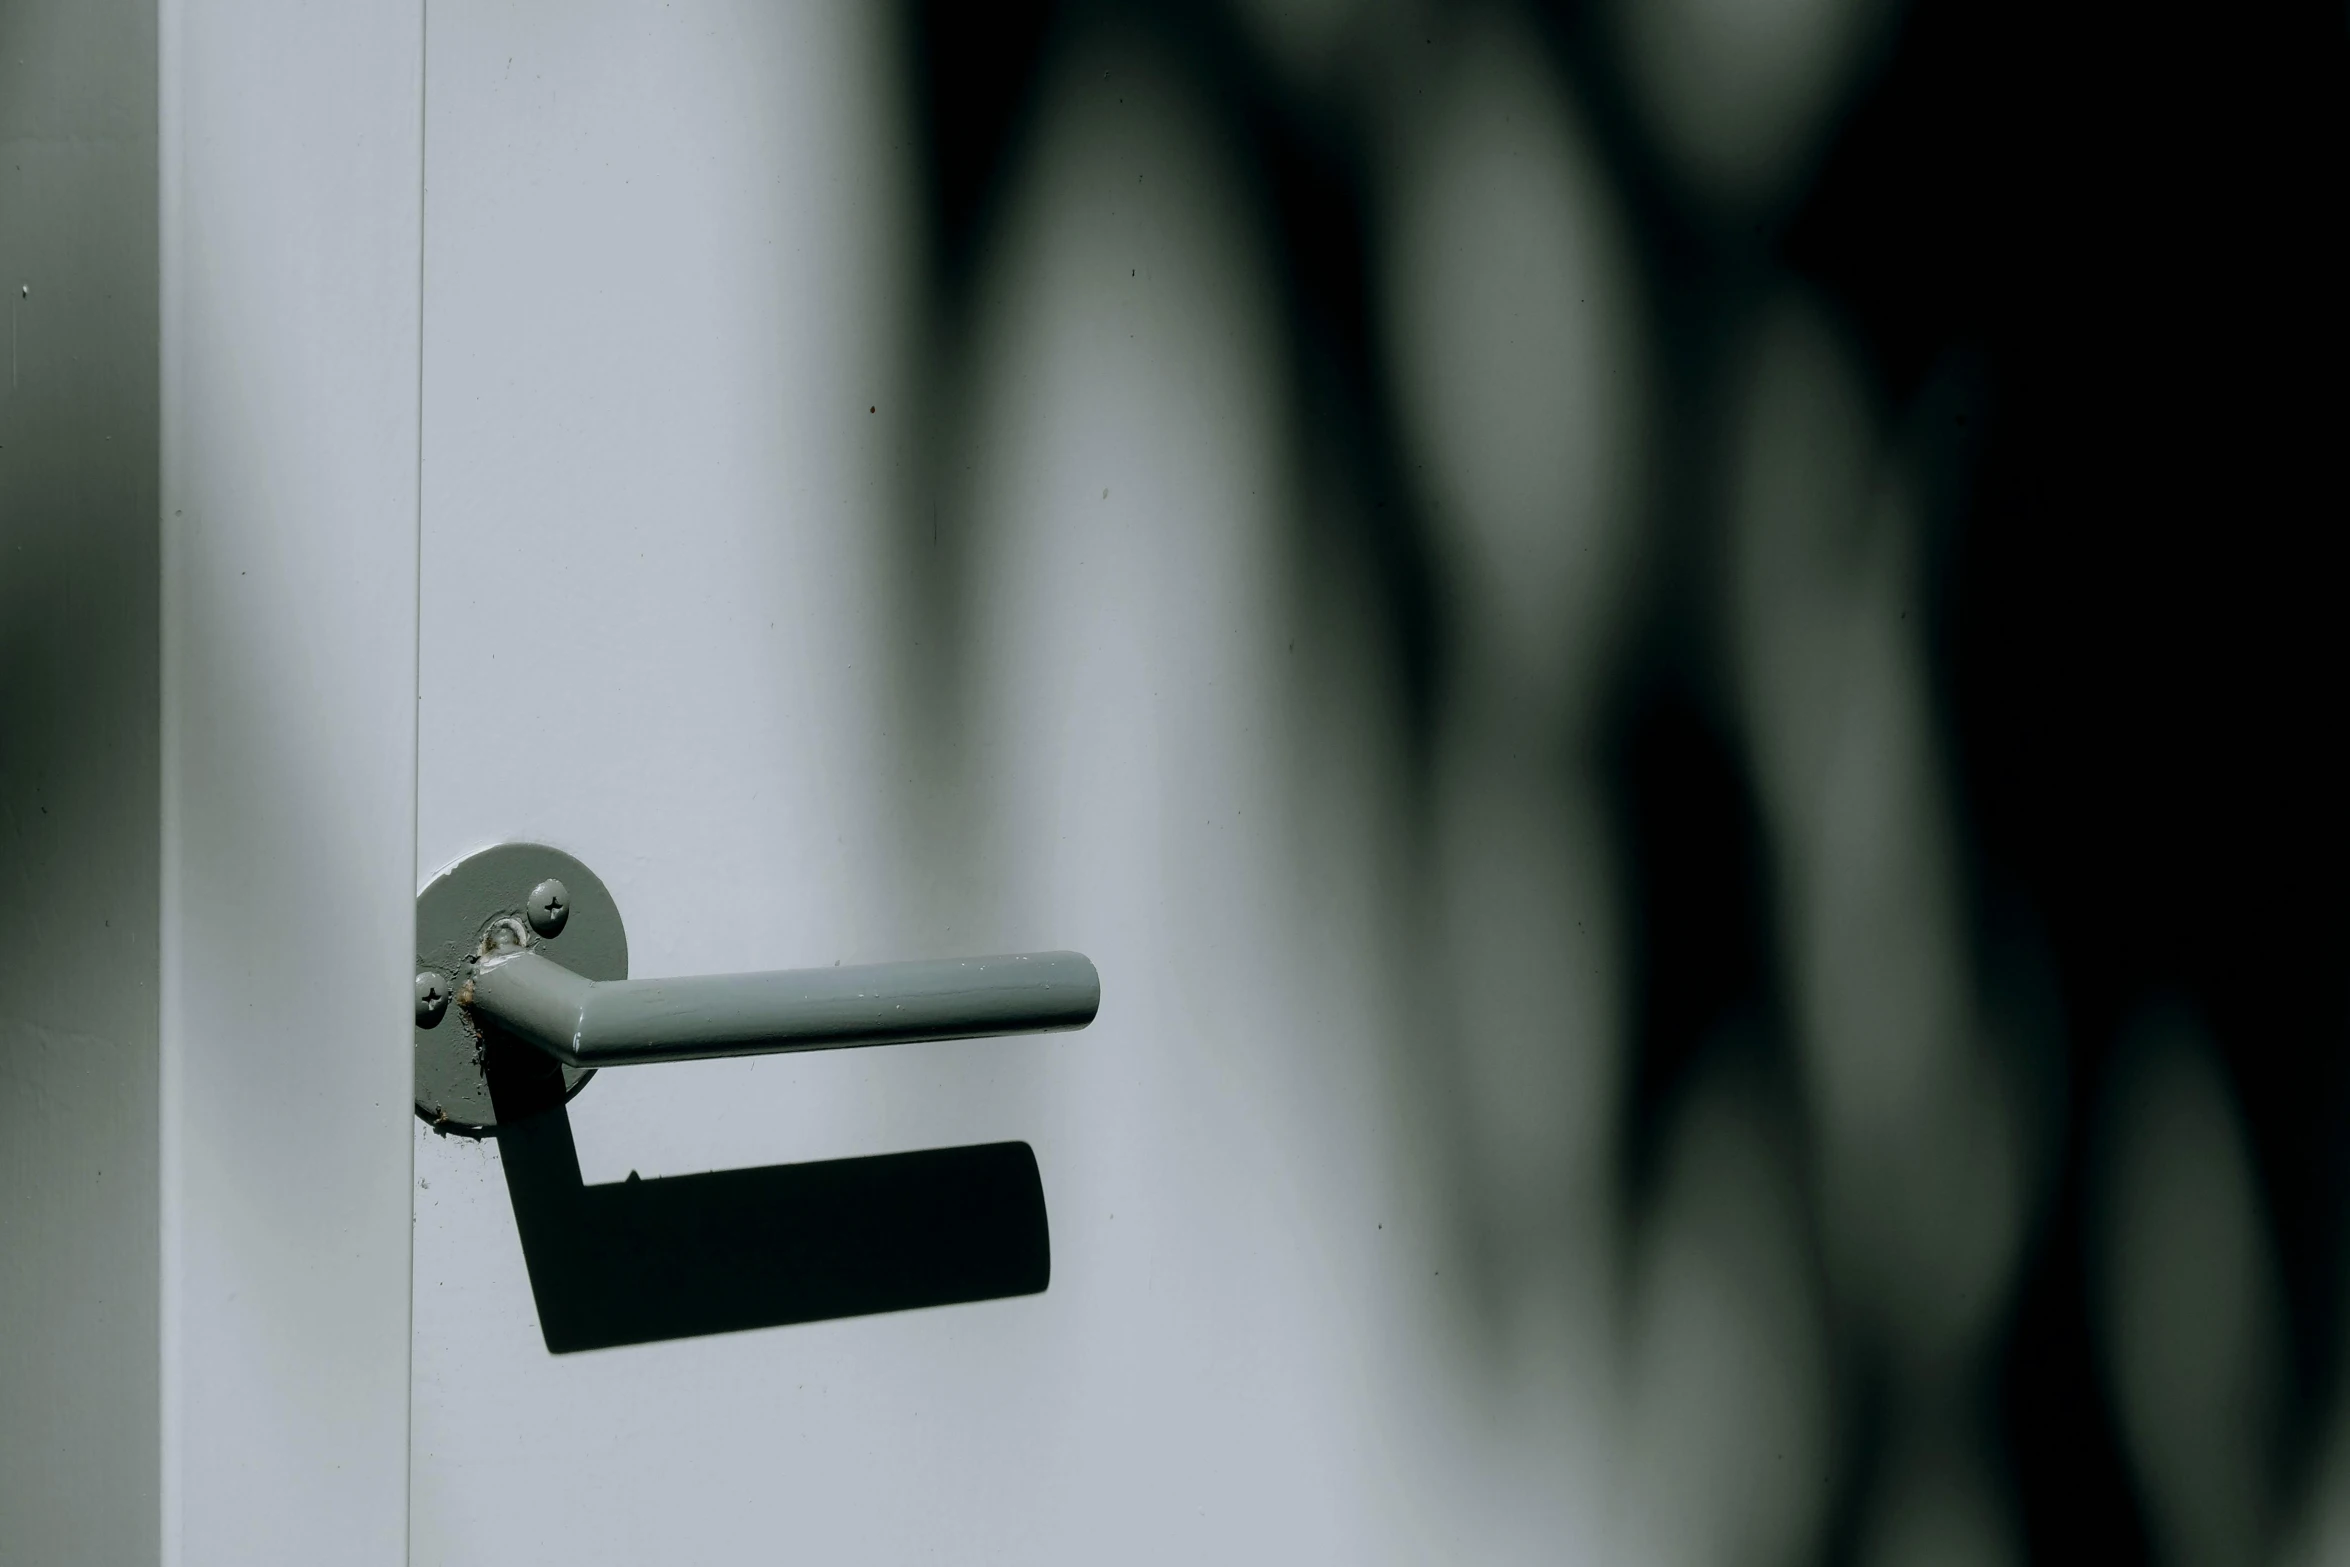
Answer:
[[477, 1027, 1049, 1353], [0, 0, 162, 1559], [873, 0, 2346, 1563]]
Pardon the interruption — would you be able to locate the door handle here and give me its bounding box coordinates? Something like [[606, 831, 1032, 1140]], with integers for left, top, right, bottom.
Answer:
[[461, 946, 1098, 1068], [413, 842, 1098, 1132]]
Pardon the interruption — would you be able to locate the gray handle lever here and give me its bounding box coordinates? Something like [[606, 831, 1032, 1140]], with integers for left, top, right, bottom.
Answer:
[[413, 843, 1100, 1133], [463, 946, 1100, 1069]]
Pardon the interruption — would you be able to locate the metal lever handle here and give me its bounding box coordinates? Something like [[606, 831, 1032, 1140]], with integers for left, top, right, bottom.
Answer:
[[463, 947, 1100, 1069], [414, 844, 1101, 1133]]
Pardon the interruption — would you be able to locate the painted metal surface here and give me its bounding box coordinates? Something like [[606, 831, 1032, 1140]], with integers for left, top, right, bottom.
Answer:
[[413, 843, 620, 1132], [469, 948, 1100, 1067], [416, 840, 1095, 1129]]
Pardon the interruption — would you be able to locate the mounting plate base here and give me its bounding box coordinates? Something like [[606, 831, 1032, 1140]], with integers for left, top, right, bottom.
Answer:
[[414, 843, 628, 1134]]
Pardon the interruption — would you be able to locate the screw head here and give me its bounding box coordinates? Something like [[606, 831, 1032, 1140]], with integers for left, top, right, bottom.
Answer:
[[526, 878, 571, 937], [414, 971, 450, 1028]]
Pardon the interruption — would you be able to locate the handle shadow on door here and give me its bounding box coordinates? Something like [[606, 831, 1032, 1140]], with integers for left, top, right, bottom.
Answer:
[[484, 1030, 1051, 1354]]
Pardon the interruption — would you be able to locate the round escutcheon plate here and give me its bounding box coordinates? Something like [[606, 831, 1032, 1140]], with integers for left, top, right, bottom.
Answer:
[[413, 843, 628, 1134]]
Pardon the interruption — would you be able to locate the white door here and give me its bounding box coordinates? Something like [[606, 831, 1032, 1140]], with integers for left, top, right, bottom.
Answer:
[[407, 7, 1473, 1563]]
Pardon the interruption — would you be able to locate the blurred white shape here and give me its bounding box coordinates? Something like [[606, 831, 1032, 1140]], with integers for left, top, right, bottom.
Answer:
[[1432, 710, 1625, 1286], [1611, 0, 1894, 217], [959, 64, 1287, 972], [1725, 298, 2025, 1375], [1809, 493, 2025, 1363], [2092, 1007, 2287, 1567], [1724, 298, 1876, 821], [1619, 1060, 1833, 1567], [1380, 26, 1645, 1550], [949, 40, 1443, 1565], [1382, 14, 1647, 723], [1808, 492, 1972, 1134]]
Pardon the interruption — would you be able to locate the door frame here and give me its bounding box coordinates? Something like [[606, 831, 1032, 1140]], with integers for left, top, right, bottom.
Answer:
[[159, 2, 423, 1560]]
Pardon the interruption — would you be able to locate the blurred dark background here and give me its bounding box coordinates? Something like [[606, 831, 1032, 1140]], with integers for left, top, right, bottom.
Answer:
[[1781, 2, 2344, 1562], [1819, 6, 2344, 1562], [902, 1, 2345, 1561]]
